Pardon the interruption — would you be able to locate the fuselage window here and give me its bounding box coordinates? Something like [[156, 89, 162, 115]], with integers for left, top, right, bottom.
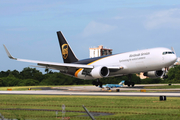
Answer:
[[162, 51, 174, 55]]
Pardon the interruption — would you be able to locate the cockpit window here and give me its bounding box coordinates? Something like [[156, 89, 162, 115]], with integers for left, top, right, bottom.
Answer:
[[162, 51, 174, 55], [163, 52, 167, 55]]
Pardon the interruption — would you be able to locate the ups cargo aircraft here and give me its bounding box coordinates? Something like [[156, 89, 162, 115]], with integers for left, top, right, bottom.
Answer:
[[3, 31, 177, 87]]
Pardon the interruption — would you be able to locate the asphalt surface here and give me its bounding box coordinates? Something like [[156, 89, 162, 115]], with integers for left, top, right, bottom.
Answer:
[[1, 85, 180, 97], [0, 90, 180, 97]]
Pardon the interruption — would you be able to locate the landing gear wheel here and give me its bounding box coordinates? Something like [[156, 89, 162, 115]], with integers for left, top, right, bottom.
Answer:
[[131, 82, 135, 87], [125, 81, 131, 87], [125, 76, 135, 87], [92, 81, 96, 85], [99, 82, 102, 88], [93, 79, 103, 88]]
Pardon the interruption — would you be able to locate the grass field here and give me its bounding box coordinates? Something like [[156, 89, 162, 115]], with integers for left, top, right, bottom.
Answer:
[[0, 85, 92, 91], [0, 94, 180, 120]]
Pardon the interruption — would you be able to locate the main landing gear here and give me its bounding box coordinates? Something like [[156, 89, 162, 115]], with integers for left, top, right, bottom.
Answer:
[[124, 74, 135, 87], [125, 81, 135, 87], [92, 79, 103, 88], [162, 67, 168, 79]]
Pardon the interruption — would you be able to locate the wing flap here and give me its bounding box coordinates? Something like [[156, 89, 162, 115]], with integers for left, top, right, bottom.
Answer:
[[37, 62, 94, 69]]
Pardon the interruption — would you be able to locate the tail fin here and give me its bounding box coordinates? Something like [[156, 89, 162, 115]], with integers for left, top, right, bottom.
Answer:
[[171, 47, 176, 55], [57, 31, 78, 63]]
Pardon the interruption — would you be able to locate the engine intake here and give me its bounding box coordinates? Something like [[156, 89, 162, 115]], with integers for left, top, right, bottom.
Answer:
[[143, 70, 164, 78], [91, 66, 109, 78]]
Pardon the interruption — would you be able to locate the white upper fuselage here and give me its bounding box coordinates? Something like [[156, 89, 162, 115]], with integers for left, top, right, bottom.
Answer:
[[76, 47, 177, 79]]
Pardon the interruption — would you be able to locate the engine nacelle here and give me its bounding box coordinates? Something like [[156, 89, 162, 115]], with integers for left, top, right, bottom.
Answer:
[[90, 66, 109, 78], [143, 70, 164, 78]]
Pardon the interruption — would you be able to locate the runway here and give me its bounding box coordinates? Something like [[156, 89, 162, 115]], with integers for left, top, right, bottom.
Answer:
[[0, 85, 180, 97], [0, 90, 180, 97]]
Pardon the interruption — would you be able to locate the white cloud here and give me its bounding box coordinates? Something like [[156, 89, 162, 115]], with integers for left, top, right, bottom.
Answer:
[[81, 21, 117, 37], [144, 8, 180, 29]]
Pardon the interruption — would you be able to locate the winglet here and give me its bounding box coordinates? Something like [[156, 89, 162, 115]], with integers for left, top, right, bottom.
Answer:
[[3, 45, 17, 60]]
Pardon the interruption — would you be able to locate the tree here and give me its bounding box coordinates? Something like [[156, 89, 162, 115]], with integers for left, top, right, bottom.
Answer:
[[141, 78, 161, 84], [1, 74, 21, 86], [166, 65, 180, 83], [11, 70, 20, 78], [16, 79, 38, 86], [174, 70, 180, 83], [19, 67, 43, 81], [0, 70, 11, 77], [0, 71, 7, 77], [33, 72, 44, 82], [0, 78, 3, 86]]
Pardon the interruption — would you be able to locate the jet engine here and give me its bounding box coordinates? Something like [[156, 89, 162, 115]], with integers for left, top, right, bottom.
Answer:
[[143, 70, 164, 78], [90, 66, 109, 78]]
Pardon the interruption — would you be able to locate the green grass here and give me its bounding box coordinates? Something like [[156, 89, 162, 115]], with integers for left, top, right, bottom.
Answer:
[[0, 95, 180, 120], [0, 86, 43, 90], [0, 85, 92, 91]]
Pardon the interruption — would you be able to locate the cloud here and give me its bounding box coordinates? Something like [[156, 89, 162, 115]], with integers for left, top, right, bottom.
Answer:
[[144, 8, 180, 29], [81, 21, 117, 37]]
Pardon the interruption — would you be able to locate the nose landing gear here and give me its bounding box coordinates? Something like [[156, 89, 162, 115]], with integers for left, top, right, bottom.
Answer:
[[124, 74, 135, 87], [92, 79, 102, 88]]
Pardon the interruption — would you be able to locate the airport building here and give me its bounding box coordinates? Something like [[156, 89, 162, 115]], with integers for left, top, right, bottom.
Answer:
[[89, 45, 112, 58]]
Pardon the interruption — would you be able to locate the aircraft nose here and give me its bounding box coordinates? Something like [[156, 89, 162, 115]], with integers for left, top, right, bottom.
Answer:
[[165, 54, 177, 66], [172, 54, 177, 63]]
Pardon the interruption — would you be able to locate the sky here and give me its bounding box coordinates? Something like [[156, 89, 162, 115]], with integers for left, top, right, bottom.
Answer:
[[1, 0, 180, 73]]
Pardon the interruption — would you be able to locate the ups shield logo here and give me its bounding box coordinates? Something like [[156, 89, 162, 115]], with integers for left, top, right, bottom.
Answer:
[[62, 44, 68, 59]]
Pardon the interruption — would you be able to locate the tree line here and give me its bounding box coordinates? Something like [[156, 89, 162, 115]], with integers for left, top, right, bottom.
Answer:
[[0, 66, 179, 87]]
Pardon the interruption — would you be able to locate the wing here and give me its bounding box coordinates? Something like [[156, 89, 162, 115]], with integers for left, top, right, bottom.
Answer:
[[3, 45, 123, 71]]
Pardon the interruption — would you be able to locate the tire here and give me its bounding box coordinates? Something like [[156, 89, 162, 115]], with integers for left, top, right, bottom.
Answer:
[[92, 81, 96, 85], [99, 82, 102, 88], [131, 82, 135, 87]]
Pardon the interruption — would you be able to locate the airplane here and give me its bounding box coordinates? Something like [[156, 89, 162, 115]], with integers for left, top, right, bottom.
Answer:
[[3, 31, 177, 87], [100, 80, 125, 90]]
